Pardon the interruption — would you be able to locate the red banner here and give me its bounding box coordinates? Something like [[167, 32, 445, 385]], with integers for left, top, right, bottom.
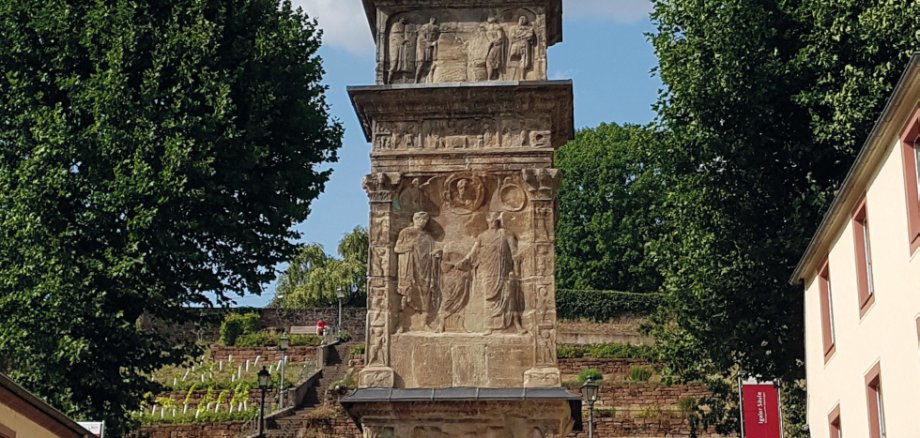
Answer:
[[741, 383, 782, 438]]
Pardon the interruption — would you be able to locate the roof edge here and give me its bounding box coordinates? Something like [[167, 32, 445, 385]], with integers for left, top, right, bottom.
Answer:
[[790, 53, 920, 285], [0, 373, 94, 437]]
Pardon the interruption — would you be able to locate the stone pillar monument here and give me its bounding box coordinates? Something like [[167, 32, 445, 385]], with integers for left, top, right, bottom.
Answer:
[[342, 1, 579, 436]]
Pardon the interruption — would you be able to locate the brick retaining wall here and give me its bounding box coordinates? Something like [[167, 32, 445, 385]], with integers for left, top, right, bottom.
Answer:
[[135, 422, 249, 438], [141, 307, 368, 343], [590, 382, 711, 409]]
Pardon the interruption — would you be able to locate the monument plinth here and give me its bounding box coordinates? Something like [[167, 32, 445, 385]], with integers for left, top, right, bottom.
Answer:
[[343, 1, 579, 436]]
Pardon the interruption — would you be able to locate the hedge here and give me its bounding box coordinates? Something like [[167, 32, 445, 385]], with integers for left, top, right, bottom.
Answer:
[[556, 288, 662, 321], [556, 343, 655, 360]]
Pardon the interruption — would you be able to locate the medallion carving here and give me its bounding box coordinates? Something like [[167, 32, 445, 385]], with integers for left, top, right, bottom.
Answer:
[[444, 174, 486, 214]]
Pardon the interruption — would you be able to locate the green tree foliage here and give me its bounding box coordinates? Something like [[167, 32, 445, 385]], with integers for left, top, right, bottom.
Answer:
[[555, 123, 664, 293], [648, 0, 919, 434], [274, 226, 368, 307], [0, 0, 342, 433]]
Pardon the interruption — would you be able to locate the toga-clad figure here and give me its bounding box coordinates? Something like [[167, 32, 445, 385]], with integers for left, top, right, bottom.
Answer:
[[395, 212, 441, 331], [387, 17, 410, 81], [509, 16, 537, 80], [415, 17, 440, 83], [461, 212, 526, 334], [485, 16, 506, 80]]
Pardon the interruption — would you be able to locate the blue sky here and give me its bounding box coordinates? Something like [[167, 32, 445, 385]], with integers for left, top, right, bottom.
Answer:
[[233, 0, 663, 307]]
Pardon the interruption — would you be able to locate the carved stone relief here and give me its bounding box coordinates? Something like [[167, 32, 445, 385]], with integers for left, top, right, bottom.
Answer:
[[366, 426, 394, 438], [363, 172, 402, 203], [522, 168, 561, 201], [395, 211, 442, 332], [373, 117, 550, 153], [443, 174, 486, 214], [534, 207, 554, 241], [382, 8, 547, 85]]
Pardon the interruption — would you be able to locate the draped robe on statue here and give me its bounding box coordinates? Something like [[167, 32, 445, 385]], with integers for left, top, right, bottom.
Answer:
[[466, 226, 523, 331], [395, 226, 440, 314]]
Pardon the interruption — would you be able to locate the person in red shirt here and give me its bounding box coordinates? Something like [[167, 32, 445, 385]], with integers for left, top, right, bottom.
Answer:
[[316, 319, 327, 337]]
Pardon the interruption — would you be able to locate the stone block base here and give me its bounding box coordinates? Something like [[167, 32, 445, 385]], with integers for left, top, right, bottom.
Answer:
[[390, 331, 536, 387], [342, 387, 580, 438]]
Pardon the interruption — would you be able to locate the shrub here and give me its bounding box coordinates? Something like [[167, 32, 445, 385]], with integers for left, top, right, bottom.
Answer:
[[596, 407, 615, 418], [219, 312, 260, 346], [235, 332, 273, 348], [290, 334, 322, 347], [556, 344, 580, 359], [627, 366, 653, 382], [677, 396, 698, 414], [351, 344, 365, 355], [183, 383, 199, 406], [577, 368, 604, 384], [336, 330, 352, 342], [155, 397, 177, 409], [234, 331, 322, 348]]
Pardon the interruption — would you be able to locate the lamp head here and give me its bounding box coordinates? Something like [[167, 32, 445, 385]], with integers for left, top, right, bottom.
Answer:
[[257, 366, 271, 389], [336, 287, 346, 299], [580, 378, 600, 404], [279, 333, 290, 351]]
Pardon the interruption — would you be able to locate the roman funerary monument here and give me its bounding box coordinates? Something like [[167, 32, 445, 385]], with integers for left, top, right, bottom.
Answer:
[[341, 1, 579, 436]]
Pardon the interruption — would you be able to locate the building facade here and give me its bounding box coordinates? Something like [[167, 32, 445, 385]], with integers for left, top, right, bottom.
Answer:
[[792, 55, 920, 437], [0, 373, 94, 438]]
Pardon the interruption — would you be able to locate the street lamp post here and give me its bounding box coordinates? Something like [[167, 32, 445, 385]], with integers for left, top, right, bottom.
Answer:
[[278, 333, 289, 409], [257, 367, 271, 438], [336, 287, 346, 335], [580, 377, 599, 438]]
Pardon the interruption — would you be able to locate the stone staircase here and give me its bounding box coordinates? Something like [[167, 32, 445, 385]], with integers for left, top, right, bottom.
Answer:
[[256, 342, 352, 438]]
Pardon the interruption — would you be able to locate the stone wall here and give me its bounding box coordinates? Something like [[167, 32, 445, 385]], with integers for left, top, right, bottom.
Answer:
[[591, 382, 711, 409], [135, 422, 249, 438], [141, 307, 368, 343], [208, 346, 317, 363]]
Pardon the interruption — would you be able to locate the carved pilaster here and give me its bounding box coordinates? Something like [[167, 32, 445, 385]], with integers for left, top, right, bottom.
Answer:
[[361, 173, 401, 388]]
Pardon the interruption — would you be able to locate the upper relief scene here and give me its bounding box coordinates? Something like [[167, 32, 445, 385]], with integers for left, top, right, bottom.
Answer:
[[382, 8, 547, 84]]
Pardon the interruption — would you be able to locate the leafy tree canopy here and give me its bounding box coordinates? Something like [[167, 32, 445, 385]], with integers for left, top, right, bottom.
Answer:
[[273, 226, 368, 308], [0, 0, 342, 433], [555, 123, 664, 294], [648, 0, 919, 434]]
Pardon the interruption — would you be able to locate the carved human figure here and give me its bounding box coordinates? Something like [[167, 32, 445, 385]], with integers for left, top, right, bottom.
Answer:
[[509, 16, 537, 80], [484, 16, 506, 80], [462, 212, 526, 334], [367, 327, 386, 366], [436, 244, 474, 333], [394, 212, 441, 330], [537, 327, 556, 364], [456, 179, 475, 209], [387, 18, 410, 81], [415, 17, 440, 84]]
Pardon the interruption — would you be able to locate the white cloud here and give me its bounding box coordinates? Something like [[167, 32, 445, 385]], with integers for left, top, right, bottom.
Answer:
[[294, 0, 375, 55], [563, 0, 653, 24]]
